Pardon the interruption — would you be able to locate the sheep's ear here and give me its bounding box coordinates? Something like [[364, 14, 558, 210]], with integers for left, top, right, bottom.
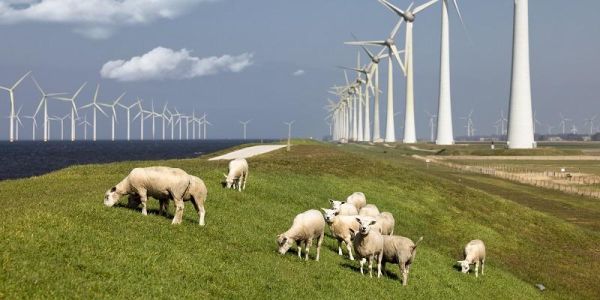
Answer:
[[329, 199, 335, 204], [369, 220, 377, 225], [456, 260, 463, 265], [334, 211, 339, 216], [110, 187, 117, 193], [355, 217, 361, 223], [321, 208, 328, 212], [223, 173, 228, 178], [341, 201, 346, 204]]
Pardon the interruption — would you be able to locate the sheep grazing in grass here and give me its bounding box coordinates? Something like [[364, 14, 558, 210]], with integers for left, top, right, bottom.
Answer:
[[321, 208, 360, 260], [359, 204, 380, 217], [457, 239, 486, 277], [381, 235, 423, 286], [223, 158, 249, 191], [329, 199, 359, 216], [346, 192, 367, 210], [349, 217, 384, 278], [373, 212, 395, 235], [277, 209, 325, 261], [104, 167, 208, 225]]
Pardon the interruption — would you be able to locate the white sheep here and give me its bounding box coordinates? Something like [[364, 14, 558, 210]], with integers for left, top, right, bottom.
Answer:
[[346, 192, 367, 210], [329, 199, 359, 216], [373, 212, 395, 235], [321, 208, 360, 260], [104, 167, 208, 225], [223, 158, 249, 191], [349, 216, 384, 278], [359, 204, 380, 217], [457, 239, 486, 277], [277, 209, 325, 261], [381, 235, 423, 286]]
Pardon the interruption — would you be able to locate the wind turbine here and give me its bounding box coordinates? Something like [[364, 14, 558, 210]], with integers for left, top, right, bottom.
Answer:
[[54, 83, 85, 142], [100, 92, 126, 141], [78, 115, 92, 141], [460, 110, 473, 137], [507, 0, 535, 148], [161, 103, 169, 140], [80, 84, 108, 141], [23, 115, 37, 141], [52, 114, 69, 141], [284, 120, 295, 151], [378, 0, 438, 144], [559, 113, 571, 135], [118, 102, 138, 141], [31, 76, 69, 142], [133, 99, 151, 141], [584, 115, 597, 135], [149, 100, 160, 140], [0, 71, 31, 142], [425, 110, 437, 142], [533, 110, 542, 135], [345, 19, 406, 143], [14, 106, 23, 141], [240, 120, 251, 140]]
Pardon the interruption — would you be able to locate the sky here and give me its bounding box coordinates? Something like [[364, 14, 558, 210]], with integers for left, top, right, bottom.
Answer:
[[0, 0, 599, 140]]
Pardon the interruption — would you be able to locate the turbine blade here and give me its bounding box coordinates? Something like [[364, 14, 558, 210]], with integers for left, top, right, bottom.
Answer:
[[390, 19, 404, 39], [31, 75, 44, 95], [11, 71, 31, 90], [345, 41, 386, 46], [344, 70, 349, 85], [413, 0, 438, 15], [390, 44, 407, 76], [34, 97, 45, 117], [378, 0, 405, 17]]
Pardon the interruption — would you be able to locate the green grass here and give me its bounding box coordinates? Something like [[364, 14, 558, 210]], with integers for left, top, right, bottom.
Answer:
[[1, 143, 599, 299]]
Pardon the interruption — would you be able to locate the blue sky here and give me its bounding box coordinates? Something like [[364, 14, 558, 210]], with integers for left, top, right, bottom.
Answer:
[[0, 0, 599, 140]]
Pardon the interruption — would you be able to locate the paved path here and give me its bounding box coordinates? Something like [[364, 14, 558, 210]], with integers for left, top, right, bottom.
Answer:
[[208, 145, 286, 161]]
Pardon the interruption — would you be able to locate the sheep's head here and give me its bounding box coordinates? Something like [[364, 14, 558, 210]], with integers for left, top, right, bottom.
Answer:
[[457, 260, 471, 273], [329, 199, 344, 210], [321, 208, 339, 224], [104, 187, 121, 207], [223, 173, 235, 189], [276, 234, 293, 255], [356, 217, 376, 235]]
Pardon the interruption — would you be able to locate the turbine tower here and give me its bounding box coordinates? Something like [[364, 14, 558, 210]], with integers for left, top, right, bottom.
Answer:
[[100, 92, 125, 141], [55, 83, 85, 142], [507, 0, 535, 149], [379, 0, 438, 144], [240, 120, 251, 140], [0, 71, 31, 142], [23, 115, 37, 141]]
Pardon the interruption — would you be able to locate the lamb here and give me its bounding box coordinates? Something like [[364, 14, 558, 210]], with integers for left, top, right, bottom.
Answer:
[[277, 209, 325, 261], [104, 167, 208, 225], [358, 204, 380, 217], [373, 212, 395, 235], [381, 235, 423, 286], [346, 192, 367, 210], [223, 158, 249, 191], [321, 208, 360, 260], [457, 240, 486, 277], [349, 217, 384, 278], [126, 175, 208, 226], [329, 199, 359, 216]]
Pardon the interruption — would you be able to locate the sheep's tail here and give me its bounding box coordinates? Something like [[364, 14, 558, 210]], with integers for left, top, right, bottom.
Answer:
[[411, 236, 424, 253]]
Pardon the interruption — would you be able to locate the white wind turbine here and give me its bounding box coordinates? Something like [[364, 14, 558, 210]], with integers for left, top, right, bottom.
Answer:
[[378, 0, 438, 144], [133, 99, 151, 141], [507, 0, 535, 148], [240, 120, 251, 140], [52, 114, 69, 141], [202, 114, 212, 140], [584, 115, 597, 135], [80, 84, 108, 141], [100, 92, 126, 141], [118, 102, 138, 141], [31, 76, 69, 142], [78, 115, 92, 141], [14, 106, 23, 141], [0, 71, 31, 142], [533, 110, 542, 135], [559, 113, 571, 135], [345, 19, 406, 143], [161, 103, 169, 140], [23, 115, 37, 141], [54, 83, 85, 142], [284, 120, 295, 151], [149, 100, 160, 140], [425, 110, 437, 142]]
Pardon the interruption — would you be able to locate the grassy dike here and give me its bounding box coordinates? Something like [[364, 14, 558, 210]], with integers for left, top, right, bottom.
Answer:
[[1, 142, 598, 299]]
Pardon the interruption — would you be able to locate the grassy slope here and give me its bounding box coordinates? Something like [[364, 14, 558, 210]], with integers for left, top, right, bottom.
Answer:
[[0, 143, 598, 299]]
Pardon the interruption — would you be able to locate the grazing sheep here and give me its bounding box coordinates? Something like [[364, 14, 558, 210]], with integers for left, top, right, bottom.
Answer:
[[321, 208, 360, 260], [349, 217, 384, 278], [457, 240, 486, 277], [373, 212, 395, 235], [223, 158, 249, 191], [329, 199, 359, 216], [346, 192, 367, 210], [104, 167, 207, 225], [277, 209, 325, 261], [359, 204, 380, 217], [381, 235, 423, 286], [126, 175, 208, 226]]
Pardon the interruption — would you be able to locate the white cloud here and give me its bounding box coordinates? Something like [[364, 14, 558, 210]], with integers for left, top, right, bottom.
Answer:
[[100, 47, 254, 82], [292, 69, 305, 76], [0, 0, 214, 39]]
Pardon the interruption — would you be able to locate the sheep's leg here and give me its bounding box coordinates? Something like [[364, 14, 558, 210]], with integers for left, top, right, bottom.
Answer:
[[475, 261, 480, 278], [297, 241, 302, 258], [190, 195, 206, 226], [171, 197, 184, 225], [377, 252, 383, 278], [242, 171, 248, 190], [345, 239, 354, 261], [359, 258, 366, 275], [159, 199, 168, 216], [316, 232, 324, 262], [337, 240, 343, 256], [305, 238, 314, 261], [368, 255, 373, 278], [238, 175, 243, 192], [401, 262, 408, 286], [481, 259, 485, 275], [139, 190, 148, 216]]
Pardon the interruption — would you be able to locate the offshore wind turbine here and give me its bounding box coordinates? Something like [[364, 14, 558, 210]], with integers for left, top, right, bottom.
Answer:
[[133, 99, 151, 141], [118, 102, 138, 141], [345, 19, 406, 143], [0, 71, 31, 142], [507, 0, 535, 148], [100, 92, 125, 141], [14, 106, 23, 141], [78, 115, 92, 141], [52, 114, 69, 141], [80, 84, 108, 141], [23, 115, 37, 141], [31, 76, 68, 142], [54, 83, 85, 142], [240, 120, 251, 140], [161, 103, 169, 140], [378, 0, 438, 144]]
